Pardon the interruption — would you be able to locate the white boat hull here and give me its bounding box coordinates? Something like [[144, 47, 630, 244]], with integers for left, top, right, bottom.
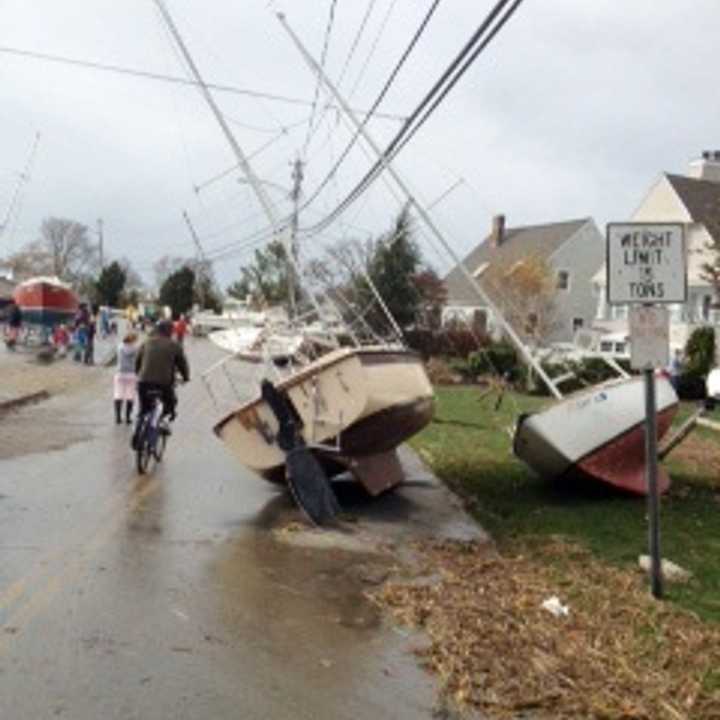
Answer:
[[214, 347, 434, 494], [513, 374, 679, 494]]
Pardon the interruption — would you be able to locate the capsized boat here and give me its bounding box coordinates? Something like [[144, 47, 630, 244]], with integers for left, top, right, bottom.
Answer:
[[13, 276, 78, 328], [213, 346, 434, 495], [513, 371, 678, 494]]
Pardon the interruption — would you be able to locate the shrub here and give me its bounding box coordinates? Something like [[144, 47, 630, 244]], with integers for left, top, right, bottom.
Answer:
[[405, 328, 488, 358], [684, 326, 715, 378]]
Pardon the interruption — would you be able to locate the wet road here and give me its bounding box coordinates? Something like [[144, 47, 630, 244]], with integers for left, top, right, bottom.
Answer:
[[0, 339, 455, 719]]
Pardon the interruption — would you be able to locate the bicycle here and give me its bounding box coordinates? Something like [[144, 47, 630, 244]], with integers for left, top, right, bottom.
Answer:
[[134, 389, 172, 474]]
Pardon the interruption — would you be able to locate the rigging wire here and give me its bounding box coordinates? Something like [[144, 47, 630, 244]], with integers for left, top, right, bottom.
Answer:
[[336, 0, 378, 89], [302, 0, 340, 158], [298, 0, 524, 236], [294, 0, 443, 220], [0, 45, 406, 121], [347, 0, 399, 102]]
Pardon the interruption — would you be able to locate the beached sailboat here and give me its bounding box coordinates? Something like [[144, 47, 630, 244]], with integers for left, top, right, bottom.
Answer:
[[155, 0, 434, 522], [273, 15, 679, 497], [513, 372, 678, 494], [13, 275, 78, 328], [213, 346, 434, 494]]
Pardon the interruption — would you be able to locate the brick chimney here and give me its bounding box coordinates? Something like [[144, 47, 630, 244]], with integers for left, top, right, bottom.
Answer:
[[489, 214, 506, 249], [688, 150, 720, 183]]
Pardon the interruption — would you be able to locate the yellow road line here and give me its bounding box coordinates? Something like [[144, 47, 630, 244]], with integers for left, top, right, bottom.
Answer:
[[0, 475, 161, 652]]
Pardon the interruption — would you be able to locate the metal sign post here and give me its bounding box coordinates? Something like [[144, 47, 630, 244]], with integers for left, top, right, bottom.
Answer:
[[630, 305, 670, 599], [607, 223, 686, 600]]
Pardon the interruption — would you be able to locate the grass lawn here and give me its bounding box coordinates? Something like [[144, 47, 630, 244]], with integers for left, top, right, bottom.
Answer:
[[411, 385, 720, 623]]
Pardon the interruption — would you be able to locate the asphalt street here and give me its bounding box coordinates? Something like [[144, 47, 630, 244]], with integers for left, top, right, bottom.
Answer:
[[0, 338, 481, 719]]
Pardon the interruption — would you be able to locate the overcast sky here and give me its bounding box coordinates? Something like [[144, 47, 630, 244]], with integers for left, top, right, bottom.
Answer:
[[1, 0, 718, 288]]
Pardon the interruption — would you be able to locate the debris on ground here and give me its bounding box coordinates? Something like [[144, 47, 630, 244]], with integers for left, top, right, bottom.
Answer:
[[370, 538, 720, 719], [540, 595, 569, 618], [638, 555, 693, 584]]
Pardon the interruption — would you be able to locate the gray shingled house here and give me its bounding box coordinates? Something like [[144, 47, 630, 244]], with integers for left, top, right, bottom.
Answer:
[[443, 216, 604, 344]]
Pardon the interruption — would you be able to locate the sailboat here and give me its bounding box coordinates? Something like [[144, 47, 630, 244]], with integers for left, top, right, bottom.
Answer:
[[513, 372, 677, 494], [13, 275, 78, 328], [154, 1, 434, 523], [272, 12, 678, 497]]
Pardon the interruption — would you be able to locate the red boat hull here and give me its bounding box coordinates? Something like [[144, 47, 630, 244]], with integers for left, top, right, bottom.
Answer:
[[13, 278, 78, 328], [574, 405, 677, 494]]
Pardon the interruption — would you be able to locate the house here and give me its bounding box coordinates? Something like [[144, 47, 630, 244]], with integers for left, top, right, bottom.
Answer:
[[443, 216, 605, 344], [593, 150, 720, 350]]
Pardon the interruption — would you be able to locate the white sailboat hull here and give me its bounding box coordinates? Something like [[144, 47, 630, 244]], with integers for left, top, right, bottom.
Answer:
[[214, 347, 434, 494], [513, 374, 679, 494]]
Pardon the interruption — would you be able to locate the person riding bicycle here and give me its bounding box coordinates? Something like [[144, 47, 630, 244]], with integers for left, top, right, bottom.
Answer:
[[133, 319, 189, 444]]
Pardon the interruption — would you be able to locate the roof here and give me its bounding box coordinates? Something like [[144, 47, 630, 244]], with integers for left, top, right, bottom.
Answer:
[[666, 174, 720, 244], [444, 218, 590, 305]]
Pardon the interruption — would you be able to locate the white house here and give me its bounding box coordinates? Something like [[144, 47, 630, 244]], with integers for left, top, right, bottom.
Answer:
[[593, 151, 720, 350]]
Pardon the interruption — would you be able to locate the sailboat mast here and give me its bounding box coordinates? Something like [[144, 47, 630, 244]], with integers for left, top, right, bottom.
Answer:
[[0, 131, 41, 241], [153, 0, 278, 230], [153, 0, 335, 331], [277, 12, 562, 399]]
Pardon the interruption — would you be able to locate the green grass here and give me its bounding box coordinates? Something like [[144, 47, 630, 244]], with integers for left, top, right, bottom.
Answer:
[[411, 386, 720, 622]]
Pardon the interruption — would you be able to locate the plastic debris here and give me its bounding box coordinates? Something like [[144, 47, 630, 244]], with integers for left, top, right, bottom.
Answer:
[[541, 595, 570, 617], [638, 555, 693, 584]]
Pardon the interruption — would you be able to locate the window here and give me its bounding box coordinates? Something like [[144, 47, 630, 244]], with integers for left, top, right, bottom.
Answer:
[[600, 341, 613, 352], [572, 317, 584, 333], [556, 270, 570, 291]]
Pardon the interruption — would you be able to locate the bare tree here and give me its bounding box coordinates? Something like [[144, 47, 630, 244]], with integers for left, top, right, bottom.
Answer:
[[153, 255, 187, 291], [7, 217, 99, 285], [117, 257, 145, 290]]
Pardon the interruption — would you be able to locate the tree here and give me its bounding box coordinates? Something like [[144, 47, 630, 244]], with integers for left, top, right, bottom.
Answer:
[[95, 261, 126, 307], [230, 241, 290, 306], [159, 266, 195, 319], [153, 255, 188, 291], [483, 254, 559, 346], [7, 216, 99, 285], [364, 206, 422, 329], [193, 259, 222, 312], [413, 268, 447, 330]]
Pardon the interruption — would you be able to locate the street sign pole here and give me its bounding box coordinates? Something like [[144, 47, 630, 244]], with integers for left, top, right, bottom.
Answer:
[[608, 223, 685, 601], [643, 361, 663, 599]]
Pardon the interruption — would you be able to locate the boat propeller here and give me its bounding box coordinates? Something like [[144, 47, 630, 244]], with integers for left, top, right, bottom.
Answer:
[[260, 380, 341, 526]]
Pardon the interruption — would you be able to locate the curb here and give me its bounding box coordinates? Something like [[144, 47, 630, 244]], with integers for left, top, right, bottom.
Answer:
[[0, 390, 50, 414]]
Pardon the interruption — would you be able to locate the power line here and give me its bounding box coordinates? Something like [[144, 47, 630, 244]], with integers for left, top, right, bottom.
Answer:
[[0, 45, 406, 121], [295, 0, 443, 218], [289, 0, 524, 235]]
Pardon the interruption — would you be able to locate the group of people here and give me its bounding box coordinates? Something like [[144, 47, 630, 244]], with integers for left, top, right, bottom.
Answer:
[[113, 319, 190, 442]]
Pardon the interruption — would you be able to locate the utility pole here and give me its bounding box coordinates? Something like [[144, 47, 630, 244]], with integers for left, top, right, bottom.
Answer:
[[97, 218, 104, 269], [277, 11, 562, 399], [183, 210, 208, 310], [287, 157, 304, 320]]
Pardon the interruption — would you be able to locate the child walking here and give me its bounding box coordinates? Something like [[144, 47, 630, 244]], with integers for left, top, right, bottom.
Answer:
[[114, 332, 138, 424]]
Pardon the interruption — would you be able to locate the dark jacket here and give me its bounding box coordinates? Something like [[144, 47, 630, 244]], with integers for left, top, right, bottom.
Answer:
[[9, 305, 22, 328], [135, 336, 190, 386]]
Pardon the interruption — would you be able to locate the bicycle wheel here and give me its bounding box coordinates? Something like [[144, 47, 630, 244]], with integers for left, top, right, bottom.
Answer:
[[135, 420, 154, 474], [154, 431, 167, 462]]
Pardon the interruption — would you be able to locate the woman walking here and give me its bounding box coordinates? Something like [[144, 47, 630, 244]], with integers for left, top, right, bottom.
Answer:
[[114, 332, 138, 424]]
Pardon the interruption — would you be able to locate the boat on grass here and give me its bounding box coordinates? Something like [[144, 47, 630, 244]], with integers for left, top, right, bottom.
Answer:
[[513, 372, 678, 494]]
